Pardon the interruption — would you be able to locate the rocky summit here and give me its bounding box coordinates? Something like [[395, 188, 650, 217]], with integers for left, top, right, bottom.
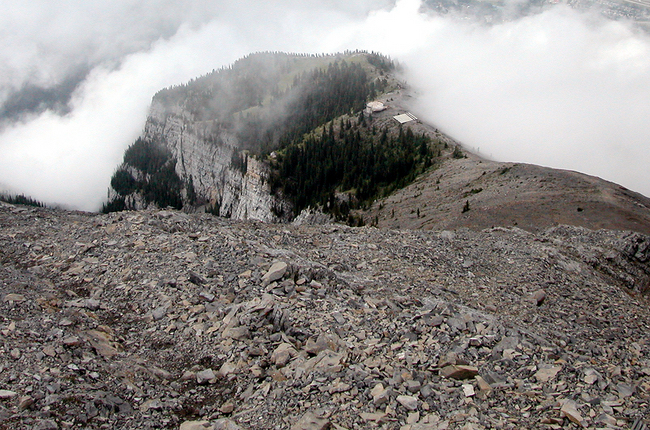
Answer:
[[1, 201, 649, 429]]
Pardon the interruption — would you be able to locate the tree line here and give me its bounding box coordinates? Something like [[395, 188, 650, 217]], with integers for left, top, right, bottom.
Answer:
[[103, 138, 184, 213], [102, 52, 405, 216], [270, 112, 439, 222]]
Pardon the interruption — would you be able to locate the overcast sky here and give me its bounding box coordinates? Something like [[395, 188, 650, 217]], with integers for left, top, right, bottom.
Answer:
[[1, 0, 649, 210]]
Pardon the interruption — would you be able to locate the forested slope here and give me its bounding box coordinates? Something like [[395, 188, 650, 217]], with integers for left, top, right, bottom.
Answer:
[[103, 51, 444, 225]]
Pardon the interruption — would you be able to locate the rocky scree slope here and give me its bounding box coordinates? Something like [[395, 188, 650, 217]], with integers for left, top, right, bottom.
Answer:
[[1, 201, 649, 429]]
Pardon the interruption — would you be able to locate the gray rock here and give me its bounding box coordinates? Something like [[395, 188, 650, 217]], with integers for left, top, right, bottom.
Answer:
[[447, 317, 466, 331], [406, 380, 422, 393], [152, 305, 168, 321], [616, 383, 634, 398], [196, 369, 216, 384], [396, 395, 419, 411], [214, 419, 244, 430], [222, 326, 250, 340], [0, 390, 18, 399], [331, 311, 346, 324], [33, 419, 59, 430], [189, 271, 207, 285], [3, 189, 650, 430], [262, 262, 288, 285]]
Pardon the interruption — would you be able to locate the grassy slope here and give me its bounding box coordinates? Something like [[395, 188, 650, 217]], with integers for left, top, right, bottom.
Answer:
[[361, 90, 650, 234]]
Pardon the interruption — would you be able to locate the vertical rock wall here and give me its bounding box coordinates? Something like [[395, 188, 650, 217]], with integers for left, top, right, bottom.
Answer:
[[139, 100, 291, 223]]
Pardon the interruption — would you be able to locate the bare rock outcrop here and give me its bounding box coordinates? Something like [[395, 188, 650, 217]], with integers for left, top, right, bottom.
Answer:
[[140, 101, 291, 223]]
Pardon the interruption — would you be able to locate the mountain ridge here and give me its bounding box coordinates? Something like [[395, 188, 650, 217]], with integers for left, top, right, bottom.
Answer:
[[101, 50, 650, 237], [104, 51, 403, 222], [346, 87, 650, 235]]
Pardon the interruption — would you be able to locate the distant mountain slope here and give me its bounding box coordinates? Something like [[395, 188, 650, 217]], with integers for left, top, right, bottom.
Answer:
[[362, 91, 650, 234], [104, 51, 426, 223], [104, 50, 650, 235]]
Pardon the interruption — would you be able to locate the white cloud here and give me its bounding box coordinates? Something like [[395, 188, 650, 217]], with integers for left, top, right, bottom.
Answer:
[[0, 18, 247, 209], [1, 0, 649, 210], [396, 7, 650, 195]]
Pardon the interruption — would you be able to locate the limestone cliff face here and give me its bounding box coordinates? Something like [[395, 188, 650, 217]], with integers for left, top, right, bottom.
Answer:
[[220, 156, 291, 221], [138, 99, 291, 223]]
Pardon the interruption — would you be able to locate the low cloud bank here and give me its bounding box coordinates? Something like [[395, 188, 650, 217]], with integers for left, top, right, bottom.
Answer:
[[401, 5, 650, 196], [1, 0, 649, 210]]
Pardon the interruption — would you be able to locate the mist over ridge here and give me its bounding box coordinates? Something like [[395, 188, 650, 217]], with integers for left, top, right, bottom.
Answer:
[[1, 0, 649, 211]]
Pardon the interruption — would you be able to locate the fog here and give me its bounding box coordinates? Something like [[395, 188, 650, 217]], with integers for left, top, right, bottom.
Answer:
[[1, 0, 649, 210]]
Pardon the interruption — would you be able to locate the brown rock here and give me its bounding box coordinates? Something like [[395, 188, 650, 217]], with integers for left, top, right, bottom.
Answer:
[[62, 336, 82, 347], [271, 343, 297, 367], [18, 396, 34, 410], [397, 395, 419, 411], [534, 365, 562, 383], [437, 351, 458, 367], [560, 400, 585, 428], [291, 411, 330, 430], [530, 289, 547, 306], [304, 333, 337, 355], [262, 261, 288, 285], [219, 402, 235, 414], [83, 329, 121, 358], [217, 362, 238, 378], [475, 375, 492, 392], [10, 348, 21, 359], [3, 294, 25, 302], [0, 390, 18, 400], [360, 412, 387, 422], [371, 383, 389, 405], [180, 421, 214, 430], [440, 365, 479, 380]]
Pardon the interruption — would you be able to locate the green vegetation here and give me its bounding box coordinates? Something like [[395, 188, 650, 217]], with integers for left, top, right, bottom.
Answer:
[[233, 54, 389, 155], [230, 151, 248, 174], [0, 193, 44, 207], [452, 145, 465, 159], [271, 60, 379, 149], [110, 169, 137, 196], [101, 197, 126, 213], [103, 51, 438, 221], [152, 51, 394, 157], [142, 162, 183, 209], [123, 138, 172, 174], [271, 114, 439, 222], [103, 138, 186, 213]]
